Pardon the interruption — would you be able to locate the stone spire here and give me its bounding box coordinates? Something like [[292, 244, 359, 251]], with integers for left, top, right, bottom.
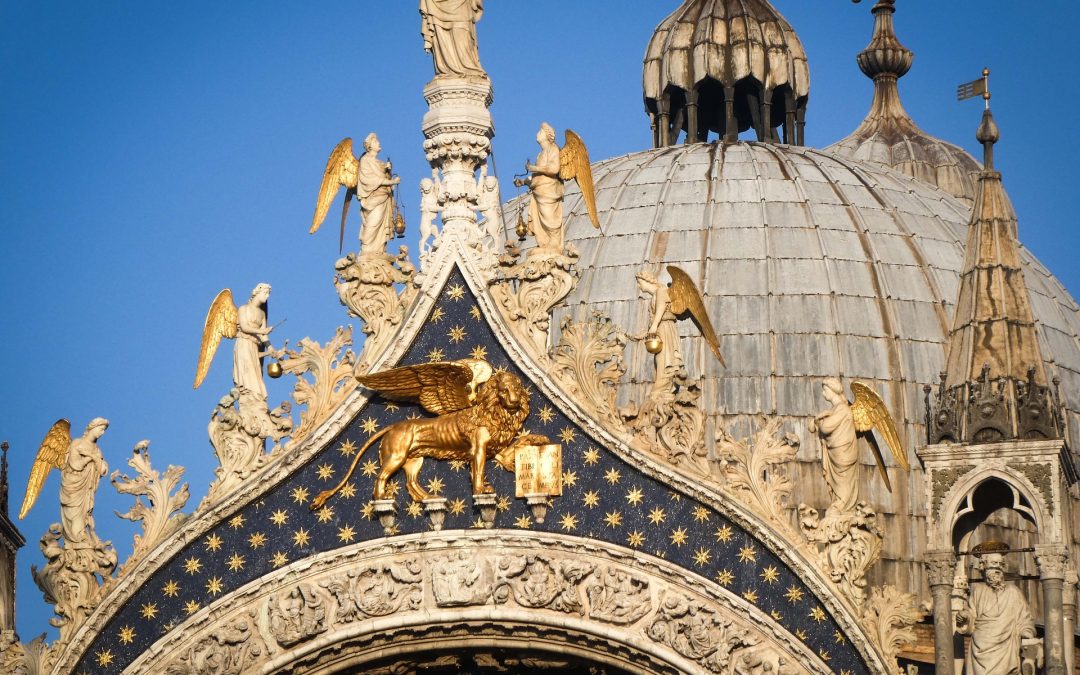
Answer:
[[827, 1, 981, 205], [928, 106, 1063, 444], [0, 441, 26, 645]]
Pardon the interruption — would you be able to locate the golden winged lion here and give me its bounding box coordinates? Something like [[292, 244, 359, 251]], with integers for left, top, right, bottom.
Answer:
[[810, 378, 908, 512], [312, 360, 547, 507]]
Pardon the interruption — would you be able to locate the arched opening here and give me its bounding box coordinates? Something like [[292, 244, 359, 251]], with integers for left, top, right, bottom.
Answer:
[[323, 646, 639, 674]]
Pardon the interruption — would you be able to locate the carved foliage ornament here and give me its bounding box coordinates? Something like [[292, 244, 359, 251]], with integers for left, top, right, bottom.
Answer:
[[550, 312, 626, 427], [716, 417, 800, 540], [271, 325, 357, 441], [110, 441, 189, 576], [930, 464, 975, 519]]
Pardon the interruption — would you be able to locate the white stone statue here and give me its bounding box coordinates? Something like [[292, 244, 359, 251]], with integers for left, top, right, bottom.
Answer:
[[519, 123, 566, 254], [357, 133, 401, 256], [420, 0, 486, 79], [477, 164, 503, 244], [418, 173, 442, 256], [234, 283, 272, 400], [956, 553, 1036, 675], [58, 418, 109, 547]]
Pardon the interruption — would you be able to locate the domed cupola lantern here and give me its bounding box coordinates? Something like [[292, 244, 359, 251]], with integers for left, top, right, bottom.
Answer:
[[643, 0, 809, 147]]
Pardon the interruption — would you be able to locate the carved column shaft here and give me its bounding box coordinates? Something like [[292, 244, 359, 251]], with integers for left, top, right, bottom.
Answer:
[[1035, 546, 1069, 675], [1064, 568, 1077, 675], [924, 550, 956, 674]]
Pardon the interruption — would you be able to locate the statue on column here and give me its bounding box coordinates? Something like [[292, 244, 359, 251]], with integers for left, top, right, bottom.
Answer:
[[956, 552, 1037, 675], [420, 0, 486, 79]]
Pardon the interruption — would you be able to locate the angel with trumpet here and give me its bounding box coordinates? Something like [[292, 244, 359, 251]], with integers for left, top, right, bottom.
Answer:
[[311, 133, 401, 254], [808, 378, 909, 513], [194, 283, 274, 401], [513, 123, 600, 255]]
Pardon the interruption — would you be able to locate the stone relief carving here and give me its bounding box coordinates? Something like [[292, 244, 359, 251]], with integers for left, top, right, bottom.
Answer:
[[550, 312, 626, 427], [716, 417, 801, 542], [319, 558, 423, 621], [334, 247, 417, 369], [270, 326, 357, 441], [587, 565, 652, 626], [1006, 461, 1054, 515], [646, 592, 759, 673], [860, 585, 923, 675], [267, 584, 328, 648], [732, 646, 804, 675], [110, 440, 189, 576], [432, 551, 496, 607], [165, 615, 265, 675], [497, 554, 594, 615], [489, 244, 579, 355], [798, 502, 882, 608], [1, 634, 50, 675], [930, 464, 975, 519]]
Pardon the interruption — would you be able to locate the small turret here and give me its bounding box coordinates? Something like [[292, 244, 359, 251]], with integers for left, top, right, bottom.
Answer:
[[0, 441, 27, 646]]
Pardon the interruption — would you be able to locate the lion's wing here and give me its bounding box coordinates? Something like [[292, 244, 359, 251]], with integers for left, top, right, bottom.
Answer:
[[356, 362, 477, 415]]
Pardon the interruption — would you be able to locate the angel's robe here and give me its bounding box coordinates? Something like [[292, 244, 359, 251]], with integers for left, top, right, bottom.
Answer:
[[59, 435, 107, 545], [527, 144, 565, 253], [357, 152, 395, 255], [964, 582, 1035, 675], [234, 300, 268, 401], [420, 0, 485, 78], [818, 400, 859, 512]]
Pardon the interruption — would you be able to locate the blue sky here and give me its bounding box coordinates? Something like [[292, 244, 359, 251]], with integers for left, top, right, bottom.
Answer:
[[2, 1, 1077, 640]]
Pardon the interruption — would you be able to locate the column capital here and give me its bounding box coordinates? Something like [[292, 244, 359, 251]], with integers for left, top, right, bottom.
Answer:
[[924, 549, 957, 586], [1034, 545, 1070, 581]]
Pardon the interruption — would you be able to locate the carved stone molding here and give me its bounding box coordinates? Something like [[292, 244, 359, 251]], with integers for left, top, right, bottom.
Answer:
[[929, 465, 974, 519]]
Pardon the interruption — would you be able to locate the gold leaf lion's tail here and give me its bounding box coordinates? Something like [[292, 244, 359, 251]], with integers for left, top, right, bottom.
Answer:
[[311, 426, 391, 510]]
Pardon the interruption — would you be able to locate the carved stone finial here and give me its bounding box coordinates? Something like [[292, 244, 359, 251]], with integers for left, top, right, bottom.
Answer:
[[110, 441, 189, 576]]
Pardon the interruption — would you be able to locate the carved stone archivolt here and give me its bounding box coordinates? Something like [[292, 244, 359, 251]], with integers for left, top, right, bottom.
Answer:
[[128, 533, 831, 675]]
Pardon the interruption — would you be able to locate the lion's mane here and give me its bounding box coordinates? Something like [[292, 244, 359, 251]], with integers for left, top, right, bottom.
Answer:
[[461, 372, 529, 453]]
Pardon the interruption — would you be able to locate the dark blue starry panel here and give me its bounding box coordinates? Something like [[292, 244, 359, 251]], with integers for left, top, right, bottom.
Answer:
[[76, 267, 870, 675]]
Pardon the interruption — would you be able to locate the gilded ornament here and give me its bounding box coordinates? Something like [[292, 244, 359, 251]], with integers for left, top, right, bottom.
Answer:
[[266, 361, 283, 379], [643, 333, 663, 354]]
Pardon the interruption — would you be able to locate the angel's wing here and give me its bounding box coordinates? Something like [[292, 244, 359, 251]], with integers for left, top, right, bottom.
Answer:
[[356, 361, 484, 415], [310, 138, 360, 235], [19, 419, 71, 519], [666, 266, 725, 367], [850, 381, 909, 487], [194, 289, 239, 389], [558, 130, 600, 229]]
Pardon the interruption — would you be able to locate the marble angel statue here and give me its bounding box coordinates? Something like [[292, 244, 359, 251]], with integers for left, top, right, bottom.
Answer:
[[808, 378, 908, 513], [418, 171, 442, 256], [310, 133, 401, 254], [514, 123, 600, 255], [194, 283, 273, 401], [20, 418, 109, 546], [630, 265, 725, 377], [420, 0, 486, 79], [477, 163, 503, 244]]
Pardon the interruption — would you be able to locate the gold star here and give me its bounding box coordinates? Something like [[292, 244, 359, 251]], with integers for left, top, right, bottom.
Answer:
[[205, 533, 223, 551], [229, 514, 245, 529], [338, 483, 357, 498], [206, 576, 223, 595], [360, 502, 375, 519], [427, 347, 446, 362], [818, 649, 831, 662], [716, 569, 734, 586], [670, 527, 688, 546], [271, 551, 288, 567], [384, 401, 399, 413], [184, 600, 200, 615], [162, 580, 180, 598], [469, 306, 482, 320], [583, 448, 600, 465], [840, 670, 853, 675], [449, 498, 467, 516], [795, 628, 808, 641], [604, 468, 621, 485], [361, 416, 378, 434], [771, 609, 784, 622], [338, 525, 356, 543], [471, 517, 486, 528], [496, 495, 512, 512], [648, 507, 666, 525], [562, 470, 578, 487], [339, 439, 358, 456], [361, 460, 379, 477], [809, 606, 826, 622], [140, 602, 158, 619], [183, 557, 202, 575], [316, 506, 335, 523], [449, 460, 467, 472], [625, 487, 644, 506], [558, 426, 576, 443], [406, 501, 424, 517], [293, 528, 311, 547], [692, 505, 710, 522], [743, 589, 759, 603], [515, 515, 532, 528], [582, 490, 600, 508], [559, 513, 578, 531], [96, 650, 114, 667], [384, 480, 401, 498], [291, 486, 310, 504], [738, 546, 756, 563], [317, 463, 335, 480], [447, 283, 466, 300], [785, 586, 805, 603], [693, 547, 712, 566], [627, 530, 645, 548], [118, 626, 135, 645], [448, 325, 467, 343], [270, 509, 289, 526], [426, 476, 445, 495], [714, 525, 733, 542], [248, 532, 267, 549], [537, 405, 555, 423], [834, 630, 846, 644], [430, 307, 446, 323], [761, 566, 780, 584], [470, 344, 488, 360], [603, 511, 623, 528], [227, 553, 245, 572], [669, 491, 682, 501]]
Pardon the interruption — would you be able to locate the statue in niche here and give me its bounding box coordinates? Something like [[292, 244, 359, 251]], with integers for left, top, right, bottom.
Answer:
[[420, 0, 486, 79], [311, 134, 401, 256], [418, 172, 443, 256], [956, 552, 1037, 675], [194, 284, 274, 402], [808, 378, 907, 513], [477, 163, 503, 244]]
